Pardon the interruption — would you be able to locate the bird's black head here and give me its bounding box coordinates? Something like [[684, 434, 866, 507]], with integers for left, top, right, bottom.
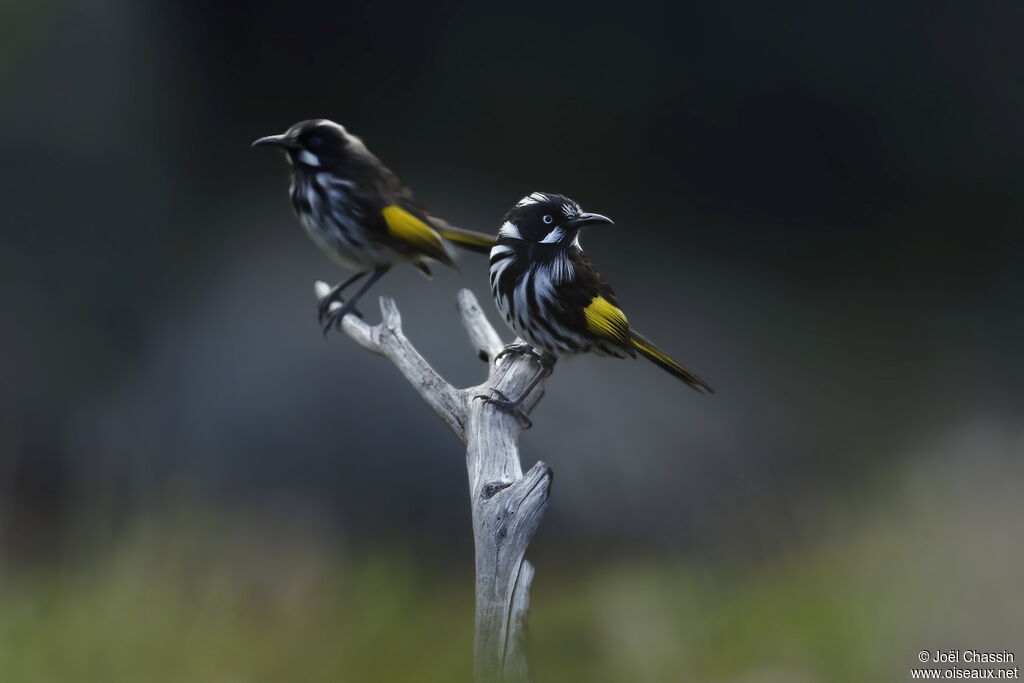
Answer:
[[252, 119, 359, 169], [500, 192, 613, 246]]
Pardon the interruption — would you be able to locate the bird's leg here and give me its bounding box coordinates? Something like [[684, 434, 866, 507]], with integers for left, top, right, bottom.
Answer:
[[323, 265, 391, 335], [318, 271, 368, 323], [474, 353, 557, 429]]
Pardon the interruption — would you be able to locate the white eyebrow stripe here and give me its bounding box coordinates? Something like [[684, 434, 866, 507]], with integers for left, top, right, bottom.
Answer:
[[498, 221, 523, 240], [539, 227, 566, 244]]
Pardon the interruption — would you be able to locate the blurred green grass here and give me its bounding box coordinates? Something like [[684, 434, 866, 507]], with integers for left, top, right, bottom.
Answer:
[[1, 452, 1020, 683]]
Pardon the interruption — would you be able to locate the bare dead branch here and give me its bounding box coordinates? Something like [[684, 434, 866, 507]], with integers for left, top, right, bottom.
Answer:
[[316, 283, 552, 682]]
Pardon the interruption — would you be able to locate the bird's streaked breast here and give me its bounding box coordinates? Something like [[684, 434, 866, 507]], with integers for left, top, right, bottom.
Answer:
[[489, 242, 588, 356], [289, 170, 398, 269]]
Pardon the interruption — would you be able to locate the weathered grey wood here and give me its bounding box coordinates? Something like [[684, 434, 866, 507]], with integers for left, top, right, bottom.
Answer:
[[315, 281, 467, 440], [315, 283, 552, 682], [458, 292, 552, 683], [457, 288, 505, 363]]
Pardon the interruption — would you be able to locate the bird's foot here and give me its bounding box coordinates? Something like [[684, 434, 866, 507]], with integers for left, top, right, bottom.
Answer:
[[494, 342, 542, 363], [321, 300, 364, 336], [473, 388, 533, 429], [317, 272, 370, 325], [317, 292, 343, 324], [318, 286, 364, 324]]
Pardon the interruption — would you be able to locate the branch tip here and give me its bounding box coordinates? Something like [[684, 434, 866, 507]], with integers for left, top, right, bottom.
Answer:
[[379, 296, 402, 330]]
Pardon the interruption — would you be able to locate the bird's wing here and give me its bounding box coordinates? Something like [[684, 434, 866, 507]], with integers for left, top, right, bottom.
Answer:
[[360, 162, 461, 266], [373, 161, 496, 254], [392, 197, 495, 254], [568, 251, 712, 393], [563, 251, 634, 355], [582, 294, 633, 348], [379, 204, 455, 268]]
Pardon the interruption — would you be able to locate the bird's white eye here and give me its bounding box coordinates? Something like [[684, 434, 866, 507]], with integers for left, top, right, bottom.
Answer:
[[542, 215, 554, 224]]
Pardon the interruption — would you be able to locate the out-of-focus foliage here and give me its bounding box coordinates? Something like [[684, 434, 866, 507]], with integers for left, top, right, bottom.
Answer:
[[1, 435, 1019, 682]]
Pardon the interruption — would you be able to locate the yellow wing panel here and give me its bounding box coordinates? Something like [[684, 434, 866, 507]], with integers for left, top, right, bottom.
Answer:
[[381, 205, 454, 266], [583, 295, 632, 347]]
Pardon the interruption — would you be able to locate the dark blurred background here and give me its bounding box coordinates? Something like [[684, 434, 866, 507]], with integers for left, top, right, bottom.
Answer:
[[1, 1, 1022, 681]]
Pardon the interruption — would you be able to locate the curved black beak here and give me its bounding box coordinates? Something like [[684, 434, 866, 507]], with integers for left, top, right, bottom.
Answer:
[[568, 212, 614, 228], [252, 134, 295, 149]]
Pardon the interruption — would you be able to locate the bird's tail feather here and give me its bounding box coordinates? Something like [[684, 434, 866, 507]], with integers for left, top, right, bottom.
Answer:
[[432, 220, 496, 254], [629, 330, 713, 394]]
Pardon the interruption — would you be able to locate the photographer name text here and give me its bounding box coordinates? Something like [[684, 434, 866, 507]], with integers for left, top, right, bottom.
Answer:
[[920, 651, 1016, 664]]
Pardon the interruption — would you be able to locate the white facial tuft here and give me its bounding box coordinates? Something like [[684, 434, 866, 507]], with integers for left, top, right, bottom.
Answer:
[[539, 227, 566, 244], [298, 150, 321, 167], [498, 221, 523, 240]]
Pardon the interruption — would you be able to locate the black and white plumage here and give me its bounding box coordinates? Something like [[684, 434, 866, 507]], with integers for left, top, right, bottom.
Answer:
[[483, 192, 712, 424], [253, 119, 495, 332]]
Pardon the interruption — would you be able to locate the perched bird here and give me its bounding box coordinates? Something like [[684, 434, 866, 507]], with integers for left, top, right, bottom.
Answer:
[[253, 119, 495, 332], [484, 191, 712, 425]]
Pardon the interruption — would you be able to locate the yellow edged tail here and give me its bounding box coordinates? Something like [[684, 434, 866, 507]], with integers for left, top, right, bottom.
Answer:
[[629, 330, 714, 394], [435, 225, 496, 254]]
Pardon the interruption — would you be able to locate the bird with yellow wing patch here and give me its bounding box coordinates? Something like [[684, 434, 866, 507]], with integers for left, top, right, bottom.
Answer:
[[254, 119, 495, 333], [484, 192, 712, 426]]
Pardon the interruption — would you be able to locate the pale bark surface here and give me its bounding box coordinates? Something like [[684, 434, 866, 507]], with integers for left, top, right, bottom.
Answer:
[[316, 283, 551, 682]]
